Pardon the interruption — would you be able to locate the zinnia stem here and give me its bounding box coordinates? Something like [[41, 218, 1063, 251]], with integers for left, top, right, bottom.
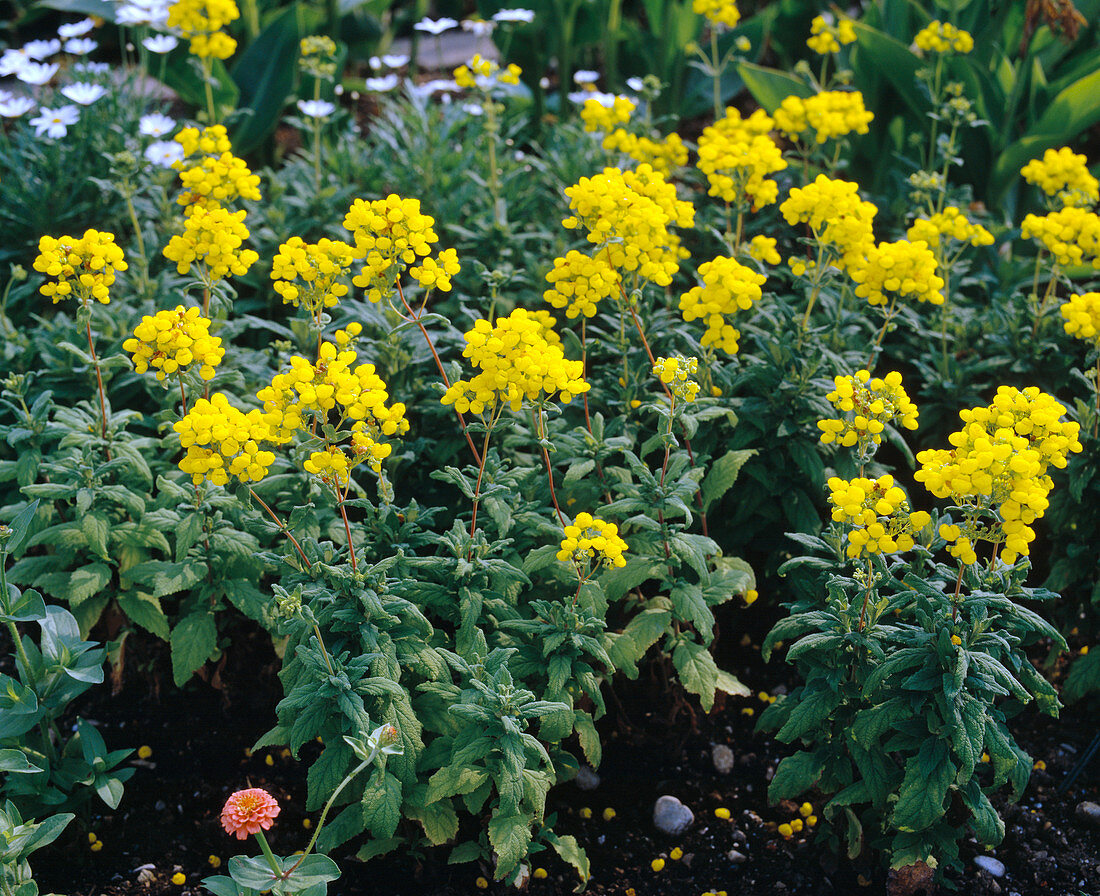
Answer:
[[253, 829, 285, 880], [287, 758, 372, 874]]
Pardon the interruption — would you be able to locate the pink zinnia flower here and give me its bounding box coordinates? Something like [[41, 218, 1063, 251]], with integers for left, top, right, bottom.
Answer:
[[220, 788, 280, 839]]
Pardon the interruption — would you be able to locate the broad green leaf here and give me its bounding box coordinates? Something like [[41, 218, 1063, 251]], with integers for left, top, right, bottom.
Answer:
[[891, 738, 953, 832], [356, 836, 403, 862], [0, 749, 41, 773], [701, 449, 754, 511], [1064, 648, 1100, 703], [0, 675, 41, 737], [768, 749, 825, 800], [488, 812, 532, 878], [116, 592, 170, 640], [126, 560, 206, 599], [407, 798, 459, 844], [735, 61, 814, 113], [35, 563, 111, 605], [170, 611, 218, 687], [671, 583, 714, 642], [852, 21, 929, 117], [548, 833, 590, 888], [715, 667, 749, 697], [362, 771, 402, 839], [672, 640, 719, 712], [230, 5, 309, 153], [4, 500, 40, 555]]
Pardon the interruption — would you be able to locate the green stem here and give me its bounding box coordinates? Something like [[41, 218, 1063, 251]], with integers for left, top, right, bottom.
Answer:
[[288, 757, 372, 873], [202, 57, 217, 124], [710, 28, 721, 121], [253, 829, 285, 880]]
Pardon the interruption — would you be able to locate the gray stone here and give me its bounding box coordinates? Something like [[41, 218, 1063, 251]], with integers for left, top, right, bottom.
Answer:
[[653, 795, 694, 835], [974, 855, 1006, 878], [1075, 800, 1100, 828], [712, 744, 734, 774], [574, 766, 600, 791], [727, 850, 749, 864]]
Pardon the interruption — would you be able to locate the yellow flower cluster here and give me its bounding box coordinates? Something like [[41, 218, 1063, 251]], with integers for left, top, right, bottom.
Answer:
[[915, 387, 1082, 565], [914, 20, 974, 54], [653, 356, 700, 402], [34, 229, 127, 305], [827, 474, 930, 559], [749, 235, 781, 265], [166, 0, 239, 59], [1021, 207, 1100, 269], [850, 239, 945, 307], [773, 91, 874, 145], [563, 164, 694, 286], [174, 393, 275, 486], [1061, 291, 1100, 342], [124, 305, 224, 381], [544, 250, 620, 318], [581, 96, 635, 132], [557, 512, 628, 568], [697, 110, 787, 209], [780, 175, 877, 270], [818, 369, 919, 454], [163, 205, 259, 282], [692, 0, 739, 28], [342, 194, 443, 302], [1021, 147, 1100, 209], [411, 248, 461, 292], [299, 35, 337, 80], [807, 14, 856, 54], [601, 130, 688, 177], [678, 256, 766, 354], [271, 237, 355, 315], [440, 309, 589, 414], [173, 126, 262, 211], [454, 54, 521, 89], [258, 341, 408, 441], [906, 206, 994, 250]]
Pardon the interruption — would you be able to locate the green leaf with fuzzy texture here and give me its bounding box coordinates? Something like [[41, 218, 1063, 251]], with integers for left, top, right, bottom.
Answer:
[[672, 639, 718, 712], [488, 812, 532, 879], [170, 611, 218, 687], [768, 750, 825, 800], [362, 771, 402, 839], [891, 739, 953, 833]]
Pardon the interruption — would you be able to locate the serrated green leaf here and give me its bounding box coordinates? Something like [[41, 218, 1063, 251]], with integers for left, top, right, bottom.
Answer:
[[891, 739, 953, 832], [672, 640, 718, 712], [36, 563, 111, 605], [362, 771, 402, 839], [116, 592, 170, 640], [488, 812, 532, 879], [170, 611, 218, 687], [768, 749, 825, 800], [701, 449, 755, 510]]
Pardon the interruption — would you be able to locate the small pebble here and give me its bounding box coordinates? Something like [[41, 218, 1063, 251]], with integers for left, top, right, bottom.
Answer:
[[974, 856, 1006, 878], [575, 766, 600, 791], [712, 744, 734, 774], [136, 867, 156, 885], [653, 795, 694, 835], [1074, 801, 1100, 828], [728, 850, 748, 864]]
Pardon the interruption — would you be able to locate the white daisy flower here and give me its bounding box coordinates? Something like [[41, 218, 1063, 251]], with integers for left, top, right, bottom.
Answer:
[[142, 33, 179, 53], [462, 102, 484, 116], [413, 16, 458, 34], [22, 39, 61, 60], [296, 99, 336, 118], [64, 38, 98, 56], [0, 95, 35, 117], [58, 18, 96, 38], [364, 75, 398, 92], [492, 8, 535, 23], [381, 53, 409, 68], [139, 111, 176, 136], [17, 62, 60, 85], [627, 76, 645, 92], [462, 19, 494, 36], [144, 139, 184, 167], [573, 69, 600, 84], [61, 82, 107, 104], [29, 104, 79, 138]]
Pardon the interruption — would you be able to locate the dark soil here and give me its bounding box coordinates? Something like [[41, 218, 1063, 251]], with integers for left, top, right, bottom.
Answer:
[[31, 615, 1100, 896]]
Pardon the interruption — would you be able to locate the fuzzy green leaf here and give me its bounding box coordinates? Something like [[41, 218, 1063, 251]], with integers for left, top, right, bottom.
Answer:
[[488, 812, 532, 879], [672, 640, 718, 712], [701, 449, 755, 511], [768, 749, 825, 800], [891, 739, 953, 833], [362, 770, 403, 840], [169, 611, 218, 687]]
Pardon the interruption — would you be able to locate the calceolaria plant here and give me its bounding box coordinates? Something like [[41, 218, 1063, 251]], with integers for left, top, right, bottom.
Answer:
[[760, 374, 1080, 879]]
